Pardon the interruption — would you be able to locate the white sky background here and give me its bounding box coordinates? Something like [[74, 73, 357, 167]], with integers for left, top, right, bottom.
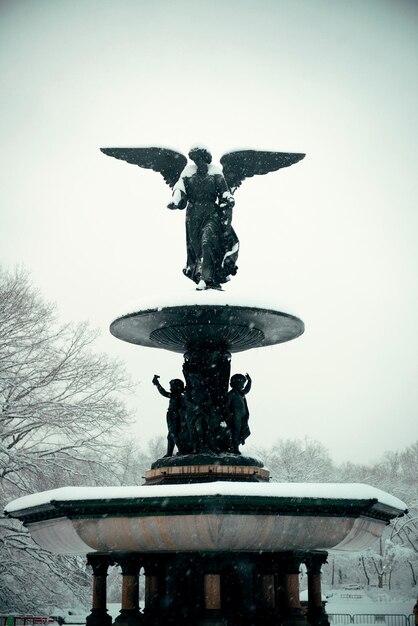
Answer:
[[0, 0, 417, 464]]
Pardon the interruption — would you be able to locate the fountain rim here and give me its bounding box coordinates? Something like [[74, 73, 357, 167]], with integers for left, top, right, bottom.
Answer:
[[5, 482, 406, 555], [6, 491, 406, 526], [110, 303, 305, 352]]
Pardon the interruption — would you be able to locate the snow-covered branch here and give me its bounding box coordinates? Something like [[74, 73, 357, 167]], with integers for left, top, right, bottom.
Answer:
[[0, 266, 133, 611]]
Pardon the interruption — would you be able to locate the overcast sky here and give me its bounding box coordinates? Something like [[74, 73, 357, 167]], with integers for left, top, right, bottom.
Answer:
[[1, 0, 417, 464]]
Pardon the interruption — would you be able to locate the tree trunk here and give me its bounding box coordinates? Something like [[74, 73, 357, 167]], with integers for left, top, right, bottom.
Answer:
[[408, 561, 417, 587], [360, 557, 370, 586]]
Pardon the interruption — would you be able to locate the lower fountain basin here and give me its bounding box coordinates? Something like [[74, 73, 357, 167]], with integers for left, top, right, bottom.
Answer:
[[5, 482, 406, 556]]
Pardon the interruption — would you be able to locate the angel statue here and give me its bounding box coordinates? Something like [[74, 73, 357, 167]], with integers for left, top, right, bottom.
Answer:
[[100, 144, 305, 290]]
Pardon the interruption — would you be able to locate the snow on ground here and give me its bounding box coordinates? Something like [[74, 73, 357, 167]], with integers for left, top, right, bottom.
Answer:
[[64, 603, 133, 624], [317, 589, 415, 619], [62, 593, 416, 625]]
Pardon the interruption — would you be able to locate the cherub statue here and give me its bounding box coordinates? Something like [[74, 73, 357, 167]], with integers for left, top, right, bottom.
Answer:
[[226, 373, 252, 454], [101, 144, 305, 290], [152, 375, 187, 456]]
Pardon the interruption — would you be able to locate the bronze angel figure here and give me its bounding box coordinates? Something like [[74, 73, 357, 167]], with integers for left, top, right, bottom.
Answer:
[[100, 145, 305, 290]]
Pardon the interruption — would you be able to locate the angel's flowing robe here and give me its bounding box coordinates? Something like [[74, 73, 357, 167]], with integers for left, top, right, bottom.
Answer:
[[172, 165, 239, 287]]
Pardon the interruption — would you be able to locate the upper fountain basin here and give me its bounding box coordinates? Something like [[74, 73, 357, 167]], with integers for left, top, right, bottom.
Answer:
[[110, 288, 304, 353]]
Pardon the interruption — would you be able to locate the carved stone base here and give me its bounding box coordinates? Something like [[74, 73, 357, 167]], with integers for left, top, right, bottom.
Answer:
[[147, 453, 268, 484], [282, 607, 309, 626], [151, 452, 263, 469], [145, 463, 269, 484], [307, 608, 331, 626], [114, 608, 143, 626], [85, 608, 112, 626]]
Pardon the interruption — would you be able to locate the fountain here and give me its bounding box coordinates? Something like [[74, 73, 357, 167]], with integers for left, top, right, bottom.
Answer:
[[5, 145, 406, 626]]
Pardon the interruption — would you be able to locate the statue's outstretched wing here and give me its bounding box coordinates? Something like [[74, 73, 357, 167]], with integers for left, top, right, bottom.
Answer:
[[220, 149, 305, 193], [100, 147, 188, 188]]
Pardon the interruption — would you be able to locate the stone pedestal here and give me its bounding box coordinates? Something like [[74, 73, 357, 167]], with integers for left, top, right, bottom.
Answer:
[[145, 455, 269, 485]]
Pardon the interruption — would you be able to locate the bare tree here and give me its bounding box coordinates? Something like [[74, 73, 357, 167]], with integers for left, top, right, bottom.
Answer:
[[335, 442, 418, 591], [109, 436, 166, 487], [253, 437, 334, 482], [0, 266, 132, 612]]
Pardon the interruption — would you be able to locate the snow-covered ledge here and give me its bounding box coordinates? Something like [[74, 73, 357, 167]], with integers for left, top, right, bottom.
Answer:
[[114, 287, 303, 315], [5, 482, 407, 556]]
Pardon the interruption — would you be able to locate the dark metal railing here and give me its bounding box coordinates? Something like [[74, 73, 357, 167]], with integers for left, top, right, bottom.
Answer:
[[328, 614, 411, 626], [0, 618, 55, 626]]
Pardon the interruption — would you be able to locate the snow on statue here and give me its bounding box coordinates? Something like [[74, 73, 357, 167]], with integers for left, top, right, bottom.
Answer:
[[100, 144, 305, 290]]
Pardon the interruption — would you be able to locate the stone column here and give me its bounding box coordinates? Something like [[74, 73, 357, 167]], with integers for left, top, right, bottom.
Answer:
[[145, 573, 159, 611], [282, 555, 308, 626], [86, 554, 113, 626], [142, 556, 163, 619], [114, 555, 143, 626], [261, 574, 276, 608], [305, 553, 330, 626]]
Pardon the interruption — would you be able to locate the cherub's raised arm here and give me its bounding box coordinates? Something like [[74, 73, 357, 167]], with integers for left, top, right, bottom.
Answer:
[[152, 375, 171, 398], [243, 373, 252, 395]]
